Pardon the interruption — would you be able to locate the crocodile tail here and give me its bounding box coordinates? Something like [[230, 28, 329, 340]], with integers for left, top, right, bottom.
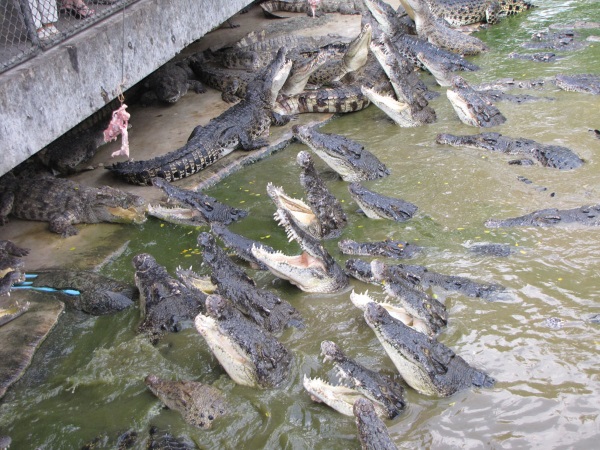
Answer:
[[235, 30, 267, 48], [500, 0, 537, 16]]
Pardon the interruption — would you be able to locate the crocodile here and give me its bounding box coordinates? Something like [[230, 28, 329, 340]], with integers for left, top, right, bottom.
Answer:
[[209, 222, 274, 270], [554, 73, 600, 95], [508, 51, 560, 63], [348, 182, 418, 222], [404, 0, 489, 55], [468, 242, 514, 256], [197, 232, 303, 333], [37, 116, 112, 175], [346, 258, 505, 300], [521, 31, 589, 52], [296, 151, 348, 238], [108, 47, 293, 185], [133, 253, 206, 343], [365, 34, 437, 127], [353, 398, 398, 450], [363, 0, 480, 72], [274, 53, 392, 115], [370, 259, 448, 337], [446, 76, 507, 127], [338, 238, 422, 259], [140, 60, 205, 105], [260, 0, 365, 18], [307, 23, 372, 86], [293, 125, 390, 182], [350, 290, 431, 335], [266, 183, 323, 240], [364, 302, 496, 396], [194, 294, 293, 388], [23, 270, 136, 315], [151, 177, 248, 225], [319, 340, 406, 418], [0, 171, 147, 237], [144, 374, 228, 429], [251, 207, 349, 293], [280, 49, 330, 96], [189, 57, 257, 103], [485, 204, 600, 228], [192, 47, 328, 102], [476, 89, 553, 104], [436, 132, 585, 170], [146, 426, 197, 449], [399, 0, 536, 27]]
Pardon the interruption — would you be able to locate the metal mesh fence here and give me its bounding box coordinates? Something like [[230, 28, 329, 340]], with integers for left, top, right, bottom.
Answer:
[[0, 0, 138, 74]]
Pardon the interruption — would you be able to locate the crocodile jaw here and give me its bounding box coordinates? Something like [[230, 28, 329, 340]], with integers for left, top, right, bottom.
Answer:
[[361, 86, 417, 128], [251, 245, 332, 293], [303, 376, 366, 416], [194, 314, 258, 387]]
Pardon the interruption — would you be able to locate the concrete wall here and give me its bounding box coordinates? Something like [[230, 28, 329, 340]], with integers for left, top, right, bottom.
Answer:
[[0, 0, 253, 177]]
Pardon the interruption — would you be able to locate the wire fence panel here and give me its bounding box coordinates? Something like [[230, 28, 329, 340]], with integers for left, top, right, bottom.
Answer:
[[1, 0, 138, 73]]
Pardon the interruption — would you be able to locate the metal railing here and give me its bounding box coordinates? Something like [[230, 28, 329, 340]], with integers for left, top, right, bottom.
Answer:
[[0, 0, 138, 73]]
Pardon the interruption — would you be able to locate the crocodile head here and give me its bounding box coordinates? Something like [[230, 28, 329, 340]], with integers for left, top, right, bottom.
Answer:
[[361, 85, 418, 128], [194, 294, 293, 388], [251, 208, 348, 293], [320, 340, 406, 419], [348, 182, 418, 221], [146, 203, 207, 226], [338, 23, 373, 78], [364, 302, 495, 397], [303, 375, 384, 417], [364, 0, 411, 34], [144, 374, 228, 429], [446, 76, 507, 128], [266, 182, 321, 239], [293, 126, 390, 182], [353, 398, 397, 450], [247, 47, 293, 106], [91, 186, 147, 224], [280, 49, 329, 97]]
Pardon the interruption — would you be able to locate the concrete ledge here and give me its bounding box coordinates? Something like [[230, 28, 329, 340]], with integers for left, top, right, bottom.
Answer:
[[0, 0, 253, 176]]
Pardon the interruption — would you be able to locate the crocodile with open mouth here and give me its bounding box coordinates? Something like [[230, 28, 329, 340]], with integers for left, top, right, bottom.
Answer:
[[194, 294, 293, 388], [370, 259, 448, 337], [293, 125, 390, 182], [196, 232, 303, 333], [317, 340, 406, 419], [251, 208, 349, 293], [150, 177, 248, 225], [364, 302, 496, 396], [346, 258, 505, 300], [364, 34, 437, 127]]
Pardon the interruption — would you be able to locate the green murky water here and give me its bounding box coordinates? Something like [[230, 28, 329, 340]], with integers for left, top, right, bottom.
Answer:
[[2, 1, 600, 448]]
